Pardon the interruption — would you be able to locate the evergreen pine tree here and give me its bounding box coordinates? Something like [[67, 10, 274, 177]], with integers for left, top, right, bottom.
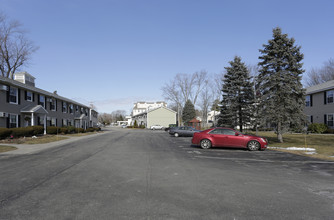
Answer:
[[182, 100, 196, 124], [257, 27, 305, 143], [219, 56, 254, 132]]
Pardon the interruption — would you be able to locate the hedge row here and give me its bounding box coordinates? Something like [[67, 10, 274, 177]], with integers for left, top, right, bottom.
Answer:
[[0, 126, 101, 139]]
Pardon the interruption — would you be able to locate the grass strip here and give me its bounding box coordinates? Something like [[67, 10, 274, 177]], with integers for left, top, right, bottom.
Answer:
[[0, 145, 17, 153], [248, 131, 334, 161]]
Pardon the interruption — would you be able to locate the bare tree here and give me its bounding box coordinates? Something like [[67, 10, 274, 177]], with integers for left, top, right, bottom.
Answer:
[[162, 71, 210, 125], [190, 70, 208, 106], [98, 113, 112, 125], [0, 13, 38, 78], [112, 110, 126, 122], [209, 72, 224, 125], [175, 73, 196, 104], [162, 78, 183, 124], [198, 79, 212, 128], [305, 58, 334, 86]]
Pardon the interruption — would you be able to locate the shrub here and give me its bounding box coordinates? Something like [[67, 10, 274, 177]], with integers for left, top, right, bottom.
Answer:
[[60, 127, 68, 134], [77, 128, 85, 133], [308, 123, 328, 134], [325, 128, 334, 134], [47, 126, 60, 134], [86, 127, 95, 132], [140, 125, 146, 129], [31, 126, 44, 135], [67, 126, 76, 133], [11, 127, 34, 138], [0, 128, 12, 139]]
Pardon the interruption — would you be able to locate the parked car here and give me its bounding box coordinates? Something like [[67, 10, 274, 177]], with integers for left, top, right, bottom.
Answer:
[[164, 124, 177, 132], [150, 125, 164, 130], [191, 127, 268, 151], [169, 126, 200, 137]]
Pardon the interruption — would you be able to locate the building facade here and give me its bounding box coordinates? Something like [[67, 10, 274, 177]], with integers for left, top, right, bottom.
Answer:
[[132, 106, 176, 128], [304, 80, 334, 128], [0, 72, 98, 129], [132, 101, 167, 116]]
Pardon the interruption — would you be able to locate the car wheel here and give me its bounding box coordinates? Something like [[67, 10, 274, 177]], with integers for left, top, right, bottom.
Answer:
[[174, 133, 179, 137], [247, 140, 260, 151], [152, 128, 155, 130], [200, 139, 211, 149]]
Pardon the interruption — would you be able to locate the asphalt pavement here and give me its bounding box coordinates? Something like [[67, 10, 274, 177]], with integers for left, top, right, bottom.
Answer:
[[0, 128, 333, 219]]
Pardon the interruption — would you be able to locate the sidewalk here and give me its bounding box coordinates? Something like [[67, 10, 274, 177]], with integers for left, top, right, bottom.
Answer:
[[0, 131, 111, 155]]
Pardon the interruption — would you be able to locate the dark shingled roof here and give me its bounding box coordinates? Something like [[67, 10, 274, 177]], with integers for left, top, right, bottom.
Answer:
[[0, 76, 89, 108]]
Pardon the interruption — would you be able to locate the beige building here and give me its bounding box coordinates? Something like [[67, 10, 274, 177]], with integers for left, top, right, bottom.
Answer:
[[304, 80, 334, 127], [132, 106, 176, 128]]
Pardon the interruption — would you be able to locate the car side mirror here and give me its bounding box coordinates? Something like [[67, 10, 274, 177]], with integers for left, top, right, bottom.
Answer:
[[235, 133, 239, 136]]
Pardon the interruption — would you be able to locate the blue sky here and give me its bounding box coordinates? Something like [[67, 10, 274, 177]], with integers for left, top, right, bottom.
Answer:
[[1, 0, 333, 114]]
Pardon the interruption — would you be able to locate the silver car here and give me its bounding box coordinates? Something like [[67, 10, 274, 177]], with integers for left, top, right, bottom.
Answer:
[[150, 125, 164, 130], [168, 126, 200, 137]]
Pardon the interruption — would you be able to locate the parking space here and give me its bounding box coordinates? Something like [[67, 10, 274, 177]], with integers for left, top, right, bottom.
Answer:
[[163, 133, 334, 176]]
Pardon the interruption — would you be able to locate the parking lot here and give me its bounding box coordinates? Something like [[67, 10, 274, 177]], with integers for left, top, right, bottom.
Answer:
[[1, 128, 333, 219]]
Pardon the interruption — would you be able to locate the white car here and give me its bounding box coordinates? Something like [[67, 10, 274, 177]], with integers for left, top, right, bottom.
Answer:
[[150, 125, 164, 130]]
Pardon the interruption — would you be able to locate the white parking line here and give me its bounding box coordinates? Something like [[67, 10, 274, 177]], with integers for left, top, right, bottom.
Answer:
[[194, 155, 334, 164], [193, 150, 202, 155]]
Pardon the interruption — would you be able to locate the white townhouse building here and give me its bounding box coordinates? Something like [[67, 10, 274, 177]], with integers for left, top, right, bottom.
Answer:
[[132, 101, 167, 116]]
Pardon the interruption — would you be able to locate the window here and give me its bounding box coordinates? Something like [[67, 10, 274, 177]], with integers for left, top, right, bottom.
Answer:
[[305, 95, 311, 107], [39, 116, 44, 126], [222, 129, 236, 136], [62, 102, 67, 113], [76, 105, 79, 112], [327, 91, 334, 104], [327, 114, 334, 127], [39, 95, 45, 107], [50, 99, 56, 111], [26, 91, 33, 102], [209, 129, 223, 134], [9, 114, 18, 128], [68, 120, 73, 126], [51, 118, 56, 126], [81, 107, 84, 114], [62, 119, 68, 126], [9, 87, 18, 104], [85, 108, 88, 116], [69, 104, 74, 114]]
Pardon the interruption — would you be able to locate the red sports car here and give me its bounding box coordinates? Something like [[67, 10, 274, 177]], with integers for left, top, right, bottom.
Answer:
[[191, 127, 268, 151]]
